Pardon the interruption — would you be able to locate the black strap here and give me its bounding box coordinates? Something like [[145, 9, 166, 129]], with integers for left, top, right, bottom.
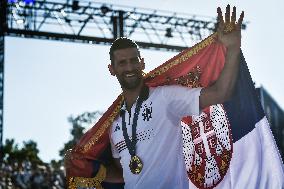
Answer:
[[121, 96, 143, 157]]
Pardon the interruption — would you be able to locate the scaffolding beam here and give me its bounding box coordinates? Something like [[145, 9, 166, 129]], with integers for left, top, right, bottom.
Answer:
[[5, 0, 247, 51], [0, 0, 7, 160], [0, 1, 247, 154]]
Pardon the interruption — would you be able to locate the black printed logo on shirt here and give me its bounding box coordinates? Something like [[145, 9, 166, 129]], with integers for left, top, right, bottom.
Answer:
[[114, 123, 120, 132], [142, 102, 153, 121]]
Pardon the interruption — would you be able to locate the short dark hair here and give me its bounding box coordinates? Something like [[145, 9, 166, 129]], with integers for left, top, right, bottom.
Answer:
[[109, 37, 140, 65]]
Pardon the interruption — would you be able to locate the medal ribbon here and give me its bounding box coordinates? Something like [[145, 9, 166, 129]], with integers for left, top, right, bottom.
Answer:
[[121, 96, 143, 158]]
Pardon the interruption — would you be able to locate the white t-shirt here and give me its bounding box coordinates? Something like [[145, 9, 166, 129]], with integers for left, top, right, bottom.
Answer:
[[110, 85, 202, 189]]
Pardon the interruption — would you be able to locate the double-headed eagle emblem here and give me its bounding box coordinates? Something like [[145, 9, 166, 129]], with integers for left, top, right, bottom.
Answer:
[[182, 104, 233, 189]]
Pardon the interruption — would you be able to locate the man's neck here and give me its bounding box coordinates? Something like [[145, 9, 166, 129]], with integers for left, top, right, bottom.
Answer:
[[122, 82, 144, 111]]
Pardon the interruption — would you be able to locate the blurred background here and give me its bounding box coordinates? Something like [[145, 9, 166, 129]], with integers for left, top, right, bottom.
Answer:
[[1, 0, 284, 188]]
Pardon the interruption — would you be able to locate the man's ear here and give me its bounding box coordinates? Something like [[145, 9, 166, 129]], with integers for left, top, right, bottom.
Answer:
[[108, 64, 115, 76]]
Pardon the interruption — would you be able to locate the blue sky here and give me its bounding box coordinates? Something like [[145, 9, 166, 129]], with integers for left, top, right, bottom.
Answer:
[[4, 0, 284, 162]]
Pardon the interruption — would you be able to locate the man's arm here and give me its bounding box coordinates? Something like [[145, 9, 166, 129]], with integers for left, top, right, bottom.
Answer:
[[200, 5, 244, 109], [104, 158, 124, 183]]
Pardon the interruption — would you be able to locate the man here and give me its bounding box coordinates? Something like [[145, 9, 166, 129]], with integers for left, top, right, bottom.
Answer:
[[104, 5, 244, 189]]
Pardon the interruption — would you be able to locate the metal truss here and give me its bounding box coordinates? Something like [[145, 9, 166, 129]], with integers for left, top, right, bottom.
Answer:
[[0, 36, 3, 158], [0, 1, 247, 153], [5, 0, 247, 51], [0, 0, 6, 159]]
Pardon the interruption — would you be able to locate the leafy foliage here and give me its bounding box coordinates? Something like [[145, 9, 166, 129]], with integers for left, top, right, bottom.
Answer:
[[59, 111, 103, 157], [2, 138, 42, 164]]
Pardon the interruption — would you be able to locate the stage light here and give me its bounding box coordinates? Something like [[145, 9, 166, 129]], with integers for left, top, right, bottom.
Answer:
[[24, 0, 35, 4], [8, 0, 35, 4], [100, 5, 110, 15], [165, 28, 173, 38], [129, 13, 139, 20], [61, 9, 67, 17], [16, 19, 24, 24], [72, 0, 80, 11], [8, 0, 18, 3]]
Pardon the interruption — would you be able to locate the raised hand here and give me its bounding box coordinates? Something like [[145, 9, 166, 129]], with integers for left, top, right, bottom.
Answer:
[[217, 5, 244, 50]]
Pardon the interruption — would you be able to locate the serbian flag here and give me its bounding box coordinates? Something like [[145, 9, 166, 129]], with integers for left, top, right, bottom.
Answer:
[[181, 52, 284, 189], [65, 32, 284, 189]]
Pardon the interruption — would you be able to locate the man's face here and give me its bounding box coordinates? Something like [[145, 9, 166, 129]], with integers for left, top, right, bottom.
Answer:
[[109, 47, 145, 90]]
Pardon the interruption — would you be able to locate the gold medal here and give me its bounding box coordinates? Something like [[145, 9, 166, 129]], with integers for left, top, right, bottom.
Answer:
[[129, 155, 143, 174]]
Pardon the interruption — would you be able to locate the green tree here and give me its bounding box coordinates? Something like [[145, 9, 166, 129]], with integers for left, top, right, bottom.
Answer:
[[3, 138, 19, 162], [59, 111, 103, 158], [3, 138, 42, 164], [21, 140, 42, 164]]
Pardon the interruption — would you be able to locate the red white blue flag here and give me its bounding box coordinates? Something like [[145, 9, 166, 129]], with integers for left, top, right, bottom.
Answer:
[[181, 51, 284, 189], [65, 33, 284, 189]]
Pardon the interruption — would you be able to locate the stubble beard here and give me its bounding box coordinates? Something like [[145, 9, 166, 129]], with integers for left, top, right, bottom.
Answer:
[[118, 71, 143, 90]]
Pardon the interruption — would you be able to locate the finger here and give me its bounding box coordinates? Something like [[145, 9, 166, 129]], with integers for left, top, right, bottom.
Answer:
[[217, 7, 224, 28], [225, 4, 230, 23], [237, 11, 244, 30], [217, 12, 224, 36], [231, 6, 236, 24], [217, 7, 223, 22], [217, 25, 224, 41], [218, 19, 225, 32]]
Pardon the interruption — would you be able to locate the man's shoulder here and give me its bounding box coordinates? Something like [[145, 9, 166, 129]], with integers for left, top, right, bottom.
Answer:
[[149, 85, 186, 93], [150, 84, 183, 91], [148, 85, 184, 102], [149, 85, 202, 101]]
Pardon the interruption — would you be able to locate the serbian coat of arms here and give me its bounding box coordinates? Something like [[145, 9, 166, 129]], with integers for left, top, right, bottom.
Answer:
[[182, 104, 233, 189]]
